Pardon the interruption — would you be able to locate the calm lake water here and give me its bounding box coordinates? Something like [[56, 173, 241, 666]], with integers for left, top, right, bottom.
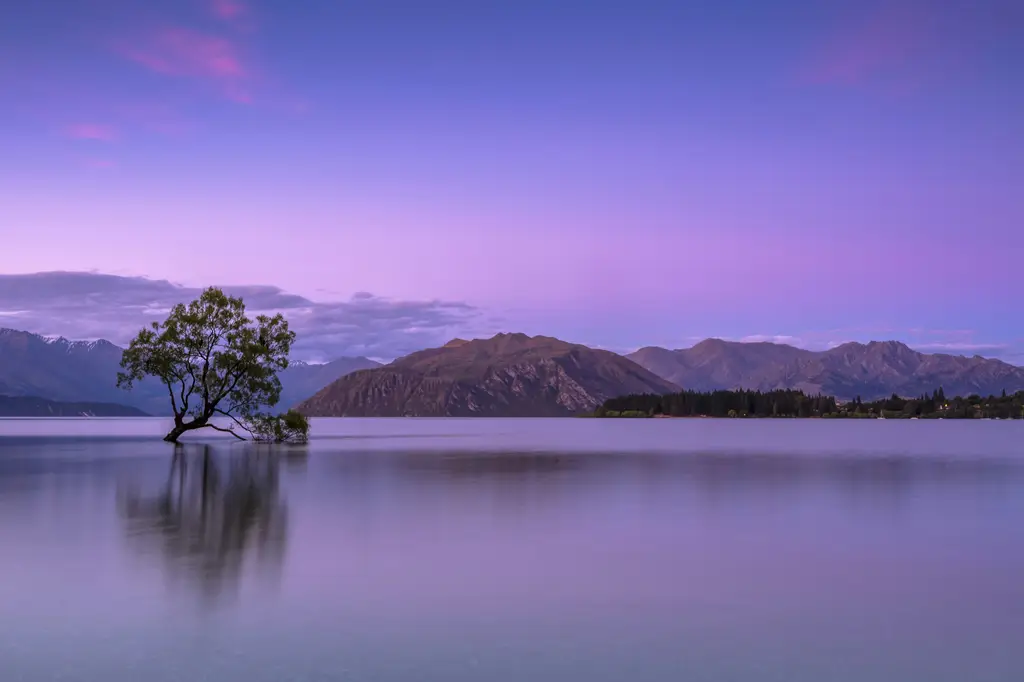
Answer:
[[2, 418, 1023, 681]]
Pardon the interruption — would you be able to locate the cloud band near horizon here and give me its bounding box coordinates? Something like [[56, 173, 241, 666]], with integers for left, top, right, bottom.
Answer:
[[0, 272, 1019, 366], [0, 272, 487, 362]]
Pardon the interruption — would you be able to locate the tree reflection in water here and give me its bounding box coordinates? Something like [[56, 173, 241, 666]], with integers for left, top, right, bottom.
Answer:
[[118, 444, 302, 605]]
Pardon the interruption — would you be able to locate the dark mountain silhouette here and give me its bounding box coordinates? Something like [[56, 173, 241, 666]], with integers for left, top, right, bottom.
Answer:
[[0, 394, 148, 417], [0, 328, 167, 412], [0, 327, 378, 415], [297, 333, 680, 417], [629, 339, 1024, 400]]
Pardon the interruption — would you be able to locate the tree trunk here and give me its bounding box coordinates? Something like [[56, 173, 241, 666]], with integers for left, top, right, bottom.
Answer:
[[164, 426, 186, 442], [163, 417, 207, 443]]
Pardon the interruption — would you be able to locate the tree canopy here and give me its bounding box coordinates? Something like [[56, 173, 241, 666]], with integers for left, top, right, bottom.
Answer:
[[594, 387, 1024, 419], [117, 287, 308, 443]]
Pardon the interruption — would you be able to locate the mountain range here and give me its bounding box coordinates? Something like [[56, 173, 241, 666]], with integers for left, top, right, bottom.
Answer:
[[0, 395, 147, 417], [627, 338, 1024, 401], [3, 325, 1024, 417], [298, 333, 679, 417], [0, 328, 379, 416], [277, 357, 382, 409]]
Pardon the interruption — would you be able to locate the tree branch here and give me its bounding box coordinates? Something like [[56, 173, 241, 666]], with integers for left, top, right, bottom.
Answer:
[[165, 380, 181, 418], [163, 362, 192, 418], [180, 347, 202, 415], [179, 372, 194, 416], [204, 423, 246, 441], [200, 327, 222, 412], [213, 407, 255, 437], [212, 362, 249, 408]]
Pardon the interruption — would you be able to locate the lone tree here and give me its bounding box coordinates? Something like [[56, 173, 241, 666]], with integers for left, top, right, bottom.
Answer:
[[117, 287, 309, 443]]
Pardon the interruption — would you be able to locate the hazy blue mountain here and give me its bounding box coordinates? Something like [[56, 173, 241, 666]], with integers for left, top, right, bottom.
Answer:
[[277, 357, 381, 409], [0, 327, 378, 415], [0, 394, 147, 417], [629, 339, 1024, 400]]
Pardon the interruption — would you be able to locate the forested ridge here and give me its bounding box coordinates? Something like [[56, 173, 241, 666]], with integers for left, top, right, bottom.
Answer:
[[595, 388, 1024, 419]]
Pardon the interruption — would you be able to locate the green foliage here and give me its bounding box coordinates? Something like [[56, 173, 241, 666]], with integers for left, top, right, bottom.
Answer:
[[599, 389, 839, 418], [589, 409, 650, 418], [596, 387, 1024, 419], [864, 389, 1024, 419], [117, 287, 297, 442], [245, 409, 310, 444]]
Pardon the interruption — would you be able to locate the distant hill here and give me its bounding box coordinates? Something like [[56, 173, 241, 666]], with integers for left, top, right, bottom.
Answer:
[[0, 395, 147, 417], [7, 323, 1021, 412], [277, 357, 381, 409], [0, 328, 168, 413], [628, 339, 1024, 400], [297, 333, 680, 417], [0, 327, 378, 415]]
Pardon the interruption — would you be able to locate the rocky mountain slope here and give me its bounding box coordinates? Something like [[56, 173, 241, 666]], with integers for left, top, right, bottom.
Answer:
[[0, 327, 377, 415], [628, 339, 1024, 400], [297, 333, 680, 417]]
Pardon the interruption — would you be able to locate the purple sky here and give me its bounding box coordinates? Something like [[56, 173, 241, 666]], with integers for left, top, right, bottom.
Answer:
[[1, 0, 1022, 362]]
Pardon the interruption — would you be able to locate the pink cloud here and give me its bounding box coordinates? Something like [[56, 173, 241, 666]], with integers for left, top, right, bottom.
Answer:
[[211, 0, 247, 21], [913, 342, 1008, 353], [85, 159, 117, 169], [64, 123, 117, 141], [124, 28, 245, 78], [120, 27, 253, 102], [112, 22, 296, 109], [801, 4, 938, 86]]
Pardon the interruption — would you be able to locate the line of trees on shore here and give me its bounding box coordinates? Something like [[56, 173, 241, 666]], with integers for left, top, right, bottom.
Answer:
[[593, 387, 1024, 419]]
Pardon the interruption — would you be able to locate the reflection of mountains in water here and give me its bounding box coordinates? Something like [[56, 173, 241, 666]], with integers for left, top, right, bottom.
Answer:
[[326, 449, 1024, 488], [118, 445, 303, 604]]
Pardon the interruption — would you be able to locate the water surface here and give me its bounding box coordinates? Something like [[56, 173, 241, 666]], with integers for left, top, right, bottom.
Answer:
[[2, 418, 1023, 681]]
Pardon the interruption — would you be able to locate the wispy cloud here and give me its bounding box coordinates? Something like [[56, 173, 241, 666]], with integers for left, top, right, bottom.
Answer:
[[800, 3, 938, 87], [120, 27, 252, 102], [739, 335, 802, 345], [84, 159, 117, 169], [64, 122, 117, 141], [0, 272, 483, 362], [910, 340, 1024, 366], [124, 28, 245, 78], [210, 0, 247, 21], [911, 342, 1010, 354]]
